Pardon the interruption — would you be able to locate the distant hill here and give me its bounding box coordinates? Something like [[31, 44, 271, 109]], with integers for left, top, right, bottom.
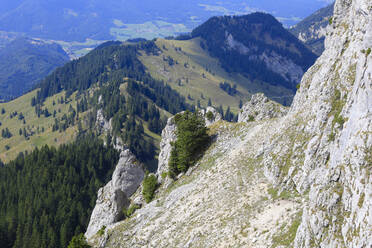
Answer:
[[191, 13, 317, 91], [290, 3, 334, 55], [0, 37, 69, 101]]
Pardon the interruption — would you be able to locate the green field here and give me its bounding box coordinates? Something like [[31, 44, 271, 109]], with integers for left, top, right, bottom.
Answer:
[[110, 20, 189, 40], [0, 82, 167, 163], [0, 90, 84, 162], [140, 38, 293, 113]]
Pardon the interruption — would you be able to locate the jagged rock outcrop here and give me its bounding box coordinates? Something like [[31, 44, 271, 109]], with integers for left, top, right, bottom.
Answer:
[[156, 117, 177, 183], [85, 149, 145, 240], [238, 93, 288, 122], [96, 109, 112, 135], [88, 0, 371, 247], [199, 106, 222, 127]]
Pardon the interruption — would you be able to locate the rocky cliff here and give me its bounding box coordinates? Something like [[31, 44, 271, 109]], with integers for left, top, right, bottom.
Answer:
[[86, 108, 145, 241], [238, 93, 288, 122], [88, 0, 371, 246], [85, 149, 145, 241]]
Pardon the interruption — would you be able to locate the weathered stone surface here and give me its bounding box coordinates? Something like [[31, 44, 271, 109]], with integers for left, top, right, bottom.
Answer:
[[156, 116, 177, 184], [238, 93, 288, 122], [263, 0, 372, 246], [85, 149, 145, 240], [96, 109, 112, 135], [199, 106, 222, 127]]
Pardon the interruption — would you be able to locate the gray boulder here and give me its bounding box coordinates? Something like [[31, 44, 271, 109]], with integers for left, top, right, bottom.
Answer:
[[85, 149, 144, 239]]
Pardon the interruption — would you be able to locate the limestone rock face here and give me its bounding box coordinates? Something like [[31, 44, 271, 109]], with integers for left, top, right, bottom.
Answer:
[[156, 117, 177, 183], [85, 149, 145, 240], [96, 109, 112, 135], [199, 106, 222, 127], [263, 0, 372, 246], [238, 93, 288, 122]]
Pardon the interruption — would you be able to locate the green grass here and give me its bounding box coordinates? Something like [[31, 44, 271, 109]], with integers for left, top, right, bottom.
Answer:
[[140, 38, 293, 113], [271, 210, 303, 247], [0, 90, 85, 162]]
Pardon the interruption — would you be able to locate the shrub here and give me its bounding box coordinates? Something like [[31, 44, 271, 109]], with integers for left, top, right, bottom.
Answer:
[[97, 225, 106, 236], [67, 234, 91, 248], [248, 115, 255, 122], [366, 48, 371, 56], [206, 111, 214, 121], [161, 172, 168, 179], [142, 173, 158, 203], [328, 17, 333, 25], [125, 204, 141, 217]]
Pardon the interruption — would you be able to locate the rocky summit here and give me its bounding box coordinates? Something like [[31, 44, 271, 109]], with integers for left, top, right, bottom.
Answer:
[[86, 0, 371, 247]]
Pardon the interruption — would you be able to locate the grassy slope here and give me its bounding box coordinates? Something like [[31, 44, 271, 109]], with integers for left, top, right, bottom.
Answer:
[[140, 38, 294, 113], [0, 90, 81, 162], [0, 83, 164, 163]]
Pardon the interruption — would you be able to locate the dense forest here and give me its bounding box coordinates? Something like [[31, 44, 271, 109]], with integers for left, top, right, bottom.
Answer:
[[191, 13, 317, 90], [0, 134, 119, 248]]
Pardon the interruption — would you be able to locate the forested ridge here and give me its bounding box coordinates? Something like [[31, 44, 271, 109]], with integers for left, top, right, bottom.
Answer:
[[33, 40, 189, 162], [0, 40, 191, 248], [0, 134, 119, 248]]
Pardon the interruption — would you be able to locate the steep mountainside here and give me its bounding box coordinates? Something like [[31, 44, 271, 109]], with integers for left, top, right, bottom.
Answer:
[[191, 13, 317, 91], [88, 0, 371, 247], [0, 37, 69, 101], [290, 3, 335, 55]]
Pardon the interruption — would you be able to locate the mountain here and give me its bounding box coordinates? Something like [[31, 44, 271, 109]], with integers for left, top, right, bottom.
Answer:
[[191, 13, 317, 90], [0, 12, 319, 246], [0, 0, 332, 42], [0, 11, 318, 163], [290, 3, 334, 55], [85, 0, 372, 247], [0, 7, 359, 247], [0, 37, 69, 101], [0, 40, 190, 248]]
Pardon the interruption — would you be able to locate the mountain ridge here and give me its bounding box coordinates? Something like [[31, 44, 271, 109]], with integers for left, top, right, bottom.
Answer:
[[85, 0, 372, 247], [191, 13, 317, 90]]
